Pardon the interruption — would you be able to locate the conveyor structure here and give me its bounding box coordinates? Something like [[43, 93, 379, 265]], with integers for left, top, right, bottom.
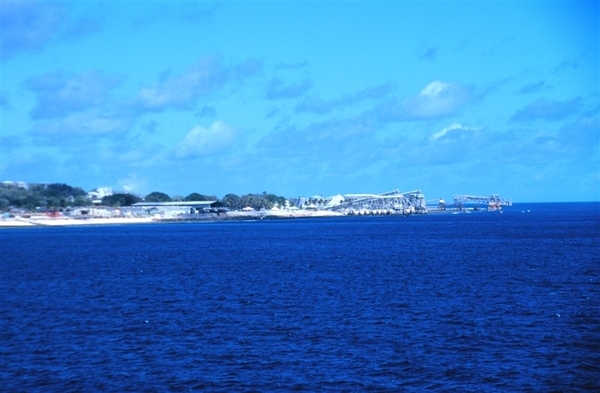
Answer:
[[453, 194, 512, 210], [331, 189, 427, 215]]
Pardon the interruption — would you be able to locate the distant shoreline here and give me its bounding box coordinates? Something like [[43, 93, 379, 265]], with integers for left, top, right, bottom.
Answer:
[[0, 210, 347, 227], [9, 202, 592, 228]]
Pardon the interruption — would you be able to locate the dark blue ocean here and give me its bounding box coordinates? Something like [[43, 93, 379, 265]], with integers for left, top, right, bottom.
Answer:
[[1, 202, 599, 392]]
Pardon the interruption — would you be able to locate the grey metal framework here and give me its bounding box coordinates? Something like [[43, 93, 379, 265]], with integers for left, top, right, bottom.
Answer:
[[331, 189, 427, 214], [453, 194, 512, 207]]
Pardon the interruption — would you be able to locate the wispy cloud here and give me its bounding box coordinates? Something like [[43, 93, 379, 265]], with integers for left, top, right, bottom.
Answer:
[[418, 46, 439, 61], [266, 77, 312, 99], [0, 92, 8, 108], [258, 116, 378, 164], [0, 151, 60, 181], [553, 58, 579, 74], [31, 110, 133, 137], [26, 71, 123, 119], [133, 57, 228, 112], [101, 139, 164, 167], [196, 105, 217, 118], [377, 81, 471, 121], [231, 58, 263, 80], [180, 3, 219, 24], [0, 1, 65, 61], [511, 97, 581, 122], [556, 115, 600, 156], [275, 61, 309, 70], [251, 115, 387, 192], [0, 135, 23, 149], [296, 82, 394, 114], [130, 3, 218, 30], [131, 56, 261, 112], [518, 81, 550, 95], [0, 1, 101, 62]]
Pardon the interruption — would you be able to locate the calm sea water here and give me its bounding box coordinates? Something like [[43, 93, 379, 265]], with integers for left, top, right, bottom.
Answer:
[[1, 202, 599, 392]]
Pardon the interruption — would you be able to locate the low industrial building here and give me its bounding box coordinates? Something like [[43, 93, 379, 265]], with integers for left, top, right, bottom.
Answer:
[[131, 201, 218, 217]]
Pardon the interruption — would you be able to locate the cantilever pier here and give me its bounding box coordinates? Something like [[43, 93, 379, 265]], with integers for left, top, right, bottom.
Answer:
[[452, 194, 512, 211], [329, 190, 427, 215]]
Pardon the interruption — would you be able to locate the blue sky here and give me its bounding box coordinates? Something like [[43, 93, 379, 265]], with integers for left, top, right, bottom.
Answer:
[[1, 1, 598, 202]]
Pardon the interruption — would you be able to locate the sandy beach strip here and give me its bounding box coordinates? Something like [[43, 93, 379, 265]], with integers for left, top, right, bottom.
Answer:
[[0, 209, 348, 227], [0, 217, 156, 227]]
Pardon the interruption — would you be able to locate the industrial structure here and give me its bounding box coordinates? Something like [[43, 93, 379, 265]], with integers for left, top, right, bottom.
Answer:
[[453, 194, 512, 211], [328, 189, 427, 215], [131, 192, 511, 218], [131, 201, 218, 217]]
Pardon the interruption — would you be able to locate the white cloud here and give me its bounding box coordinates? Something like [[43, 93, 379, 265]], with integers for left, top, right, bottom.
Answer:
[[173, 121, 236, 159], [405, 81, 470, 118], [429, 122, 478, 142], [420, 80, 449, 96]]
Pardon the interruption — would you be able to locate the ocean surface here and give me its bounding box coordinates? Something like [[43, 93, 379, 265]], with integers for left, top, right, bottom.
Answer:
[[1, 202, 599, 392]]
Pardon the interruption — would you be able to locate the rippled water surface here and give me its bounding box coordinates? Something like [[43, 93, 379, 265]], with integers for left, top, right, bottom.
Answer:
[[1, 202, 599, 392]]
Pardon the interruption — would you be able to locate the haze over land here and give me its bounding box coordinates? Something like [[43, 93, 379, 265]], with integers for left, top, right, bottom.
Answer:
[[1, 1, 598, 202]]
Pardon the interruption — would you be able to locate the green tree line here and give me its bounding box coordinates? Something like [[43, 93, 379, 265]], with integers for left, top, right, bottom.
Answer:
[[1, 182, 291, 211], [0, 183, 88, 211]]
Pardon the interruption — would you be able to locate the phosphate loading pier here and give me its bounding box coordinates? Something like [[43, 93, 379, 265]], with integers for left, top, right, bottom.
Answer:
[[331, 190, 427, 215], [435, 194, 512, 211]]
